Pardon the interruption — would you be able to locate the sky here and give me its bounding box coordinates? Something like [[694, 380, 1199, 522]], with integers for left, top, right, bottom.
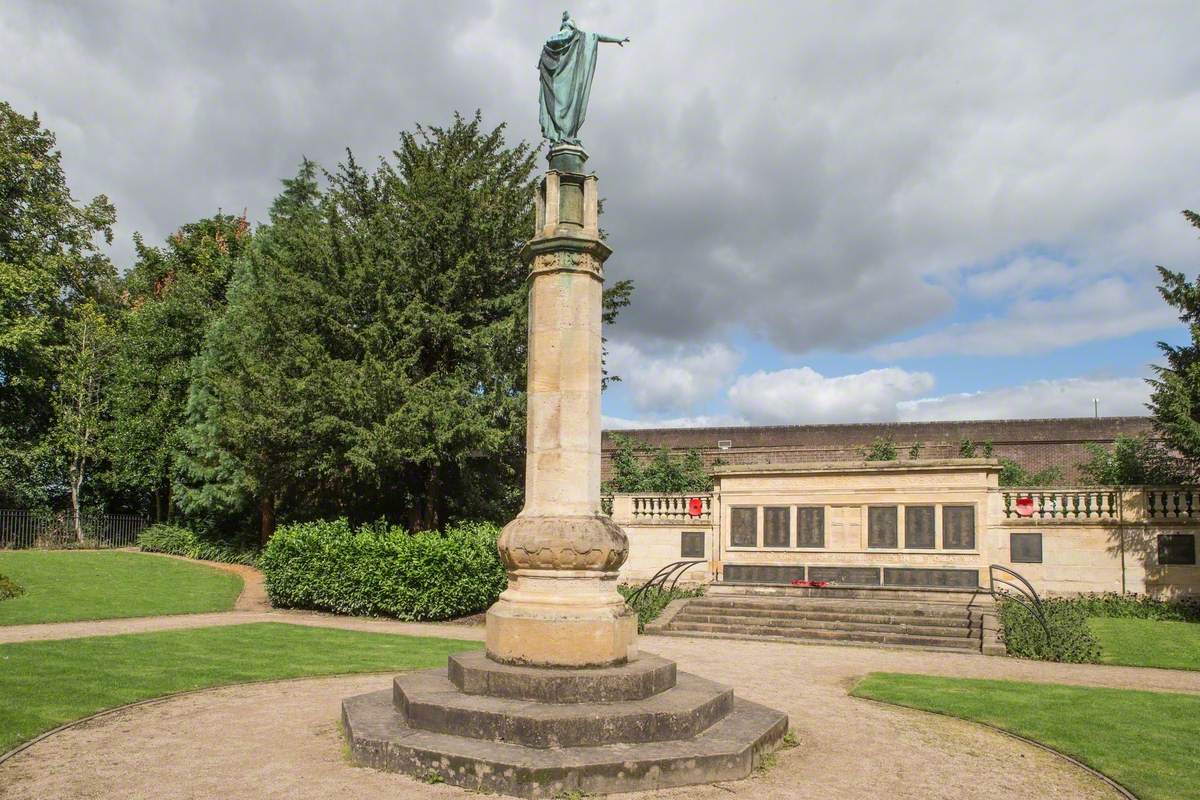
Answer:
[[5, 0, 1200, 430]]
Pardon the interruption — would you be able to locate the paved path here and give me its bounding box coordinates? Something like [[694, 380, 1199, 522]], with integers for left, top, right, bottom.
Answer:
[[4, 607, 1197, 798]]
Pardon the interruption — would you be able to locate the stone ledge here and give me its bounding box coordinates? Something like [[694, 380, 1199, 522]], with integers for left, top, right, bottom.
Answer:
[[342, 688, 788, 799], [447, 650, 676, 703], [395, 669, 732, 748]]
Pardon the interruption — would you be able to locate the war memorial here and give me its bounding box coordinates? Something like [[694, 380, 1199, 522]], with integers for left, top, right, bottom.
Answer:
[[340, 13, 789, 796]]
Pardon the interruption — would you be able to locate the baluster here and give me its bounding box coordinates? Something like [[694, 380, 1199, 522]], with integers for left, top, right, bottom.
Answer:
[[1173, 491, 1182, 517], [1148, 491, 1158, 518], [1188, 491, 1196, 519], [1036, 492, 1045, 518]]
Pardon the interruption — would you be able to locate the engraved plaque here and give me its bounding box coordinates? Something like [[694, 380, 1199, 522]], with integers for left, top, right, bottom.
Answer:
[[807, 566, 881, 586], [884, 567, 978, 588], [1158, 533, 1196, 565], [942, 506, 976, 550], [681, 531, 705, 558], [867, 506, 898, 549], [1010, 532, 1043, 564], [905, 505, 936, 549], [763, 507, 790, 548], [730, 507, 757, 548], [723, 564, 806, 584], [797, 506, 825, 548]]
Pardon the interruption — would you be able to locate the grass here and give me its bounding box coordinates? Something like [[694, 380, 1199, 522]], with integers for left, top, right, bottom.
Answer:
[[852, 672, 1200, 800], [1089, 617, 1200, 671], [0, 550, 242, 625], [0, 621, 481, 753]]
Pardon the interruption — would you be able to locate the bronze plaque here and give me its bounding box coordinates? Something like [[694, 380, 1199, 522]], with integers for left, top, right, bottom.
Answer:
[[763, 507, 790, 548], [868, 506, 898, 549], [1010, 532, 1043, 564], [681, 531, 705, 558], [723, 564, 806, 584], [807, 566, 881, 585], [1158, 533, 1196, 565], [883, 568, 978, 588], [797, 506, 825, 548], [905, 505, 936, 549], [730, 507, 757, 548], [942, 506, 976, 550]]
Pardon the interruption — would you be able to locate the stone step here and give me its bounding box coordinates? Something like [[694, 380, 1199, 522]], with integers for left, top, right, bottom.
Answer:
[[394, 669, 733, 749], [654, 628, 982, 654], [672, 612, 978, 638], [681, 597, 969, 623], [447, 650, 677, 703], [343, 687, 789, 799], [684, 598, 975, 620], [708, 583, 988, 604], [667, 621, 981, 650]]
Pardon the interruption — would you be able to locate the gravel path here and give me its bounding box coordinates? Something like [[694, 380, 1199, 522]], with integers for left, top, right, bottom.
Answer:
[[0, 642, 1125, 800]]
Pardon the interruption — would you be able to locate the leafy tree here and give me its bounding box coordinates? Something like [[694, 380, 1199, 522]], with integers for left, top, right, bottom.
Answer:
[[997, 458, 1062, 487], [1076, 434, 1188, 486], [863, 436, 897, 461], [602, 434, 713, 494], [0, 101, 116, 507], [958, 438, 994, 458], [45, 300, 116, 536], [1149, 210, 1200, 478], [106, 215, 247, 520]]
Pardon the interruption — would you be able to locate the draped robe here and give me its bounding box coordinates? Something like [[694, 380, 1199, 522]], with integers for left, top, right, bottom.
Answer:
[[538, 25, 599, 145]]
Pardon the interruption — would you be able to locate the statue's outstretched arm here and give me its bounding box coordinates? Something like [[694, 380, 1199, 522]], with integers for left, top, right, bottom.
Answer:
[[597, 34, 630, 46]]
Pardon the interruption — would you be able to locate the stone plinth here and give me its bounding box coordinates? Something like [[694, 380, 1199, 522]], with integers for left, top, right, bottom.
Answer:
[[341, 649, 788, 798]]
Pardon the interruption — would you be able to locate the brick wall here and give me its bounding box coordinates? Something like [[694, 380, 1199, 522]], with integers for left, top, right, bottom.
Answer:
[[601, 417, 1154, 484]]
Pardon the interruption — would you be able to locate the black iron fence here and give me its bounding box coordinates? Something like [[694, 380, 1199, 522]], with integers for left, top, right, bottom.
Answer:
[[0, 509, 149, 550]]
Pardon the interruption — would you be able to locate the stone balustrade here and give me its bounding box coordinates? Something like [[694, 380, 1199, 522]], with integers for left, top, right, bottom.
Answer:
[[1145, 488, 1200, 519], [611, 493, 712, 525], [1001, 488, 1120, 520]]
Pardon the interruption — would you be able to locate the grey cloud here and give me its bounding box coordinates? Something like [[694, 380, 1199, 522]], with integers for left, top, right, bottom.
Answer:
[[5, 1, 1199, 355]]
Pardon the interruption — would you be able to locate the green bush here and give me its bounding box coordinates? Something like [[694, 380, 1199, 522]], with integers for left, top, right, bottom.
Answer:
[[259, 519, 507, 621], [0, 573, 23, 601], [618, 584, 705, 632], [138, 524, 259, 567], [998, 596, 1101, 663], [1071, 591, 1200, 623]]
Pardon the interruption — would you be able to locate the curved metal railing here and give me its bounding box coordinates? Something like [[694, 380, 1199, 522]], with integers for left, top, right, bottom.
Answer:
[[987, 564, 1050, 641], [623, 560, 704, 609]]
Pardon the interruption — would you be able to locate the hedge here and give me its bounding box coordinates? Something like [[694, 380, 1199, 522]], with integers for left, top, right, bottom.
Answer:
[[1070, 591, 1200, 623], [138, 524, 260, 567], [259, 519, 507, 621], [0, 573, 23, 601], [998, 596, 1101, 663]]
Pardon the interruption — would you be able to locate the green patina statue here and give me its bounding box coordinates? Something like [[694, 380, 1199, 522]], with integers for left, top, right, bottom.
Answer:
[[539, 11, 628, 147]]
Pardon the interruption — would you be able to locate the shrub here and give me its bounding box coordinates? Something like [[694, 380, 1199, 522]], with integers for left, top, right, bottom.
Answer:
[[998, 596, 1101, 663], [863, 437, 897, 462], [1071, 591, 1200, 623], [259, 519, 507, 621], [618, 584, 705, 632], [138, 523, 259, 567], [0, 573, 23, 601]]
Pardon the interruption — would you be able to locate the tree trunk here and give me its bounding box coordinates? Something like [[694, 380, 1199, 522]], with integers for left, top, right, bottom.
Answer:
[[421, 466, 440, 532], [259, 494, 276, 545], [70, 460, 84, 543]]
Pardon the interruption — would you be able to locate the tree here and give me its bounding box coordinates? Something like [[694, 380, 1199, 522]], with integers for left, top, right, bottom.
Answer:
[[1076, 434, 1188, 486], [602, 434, 713, 494], [0, 101, 116, 507], [46, 300, 116, 537], [958, 438, 994, 458], [863, 436, 897, 461], [106, 215, 247, 521], [997, 458, 1062, 487], [1149, 210, 1200, 478]]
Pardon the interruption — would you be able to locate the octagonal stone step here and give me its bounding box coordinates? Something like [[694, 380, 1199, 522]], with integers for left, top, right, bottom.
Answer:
[[447, 650, 676, 703], [343, 687, 788, 799], [395, 668, 733, 748]]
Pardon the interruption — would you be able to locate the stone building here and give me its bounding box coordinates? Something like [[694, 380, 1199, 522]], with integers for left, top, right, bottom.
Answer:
[[602, 416, 1154, 485]]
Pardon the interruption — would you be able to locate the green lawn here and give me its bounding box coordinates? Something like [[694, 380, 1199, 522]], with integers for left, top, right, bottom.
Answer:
[[853, 672, 1200, 800], [0, 621, 480, 753], [0, 550, 242, 625], [1089, 617, 1200, 671]]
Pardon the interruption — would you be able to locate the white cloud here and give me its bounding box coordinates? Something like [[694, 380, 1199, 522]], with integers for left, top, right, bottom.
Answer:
[[606, 341, 742, 415], [601, 414, 742, 431], [873, 277, 1176, 359], [964, 255, 1075, 298], [897, 377, 1150, 421], [728, 367, 935, 425]]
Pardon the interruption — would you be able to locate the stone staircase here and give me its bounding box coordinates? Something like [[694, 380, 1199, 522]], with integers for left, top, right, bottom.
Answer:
[[650, 585, 989, 653]]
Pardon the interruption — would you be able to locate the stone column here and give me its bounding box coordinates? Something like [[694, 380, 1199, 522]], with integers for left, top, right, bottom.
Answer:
[[487, 145, 638, 668]]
